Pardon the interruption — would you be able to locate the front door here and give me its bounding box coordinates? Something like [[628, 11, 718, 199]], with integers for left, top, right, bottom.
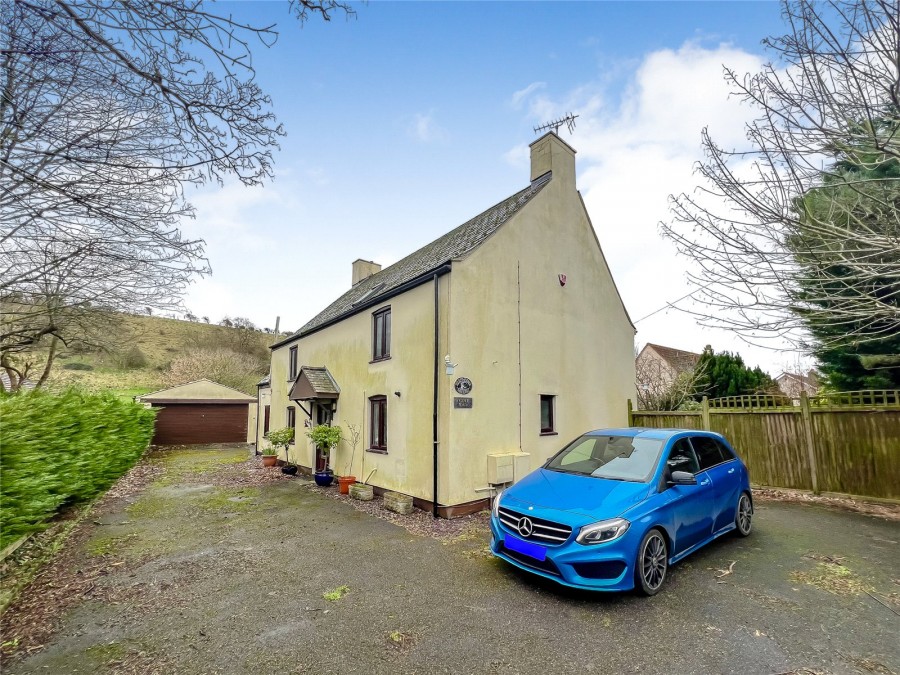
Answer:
[[313, 402, 332, 472]]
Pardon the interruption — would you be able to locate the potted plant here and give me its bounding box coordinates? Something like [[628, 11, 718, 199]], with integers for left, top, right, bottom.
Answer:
[[338, 423, 361, 494], [307, 424, 342, 487], [266, 427, 296, 474]]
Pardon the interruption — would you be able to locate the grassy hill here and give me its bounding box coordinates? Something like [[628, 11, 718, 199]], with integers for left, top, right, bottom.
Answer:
[[47, 314, 281, 397]]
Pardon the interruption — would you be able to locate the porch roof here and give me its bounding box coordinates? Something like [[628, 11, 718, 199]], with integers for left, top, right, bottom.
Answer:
[[289, 366, 340, 401]]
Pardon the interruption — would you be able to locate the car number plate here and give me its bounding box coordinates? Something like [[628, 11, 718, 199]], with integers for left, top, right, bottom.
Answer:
[[504, 534, 547, 561]]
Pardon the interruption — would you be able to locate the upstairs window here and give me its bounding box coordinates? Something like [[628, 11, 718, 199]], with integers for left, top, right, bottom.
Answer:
[[288, 346, 298, 380], [540, 395, 556, 434], [369, 396, 387, 452], [372, 307, 391, 361]]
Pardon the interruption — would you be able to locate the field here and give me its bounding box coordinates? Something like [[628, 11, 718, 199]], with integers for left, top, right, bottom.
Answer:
[[46, 314, 280, 397]]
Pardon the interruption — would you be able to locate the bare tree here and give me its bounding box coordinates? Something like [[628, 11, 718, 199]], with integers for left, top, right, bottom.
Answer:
[[635, 353, 705, 411], [662, 0, 900, 351], [0, 0, 351, 390]]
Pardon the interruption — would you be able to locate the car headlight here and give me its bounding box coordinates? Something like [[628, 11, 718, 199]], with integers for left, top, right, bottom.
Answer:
[[492, 489, 504, 518], [576, 518, 630, 545]]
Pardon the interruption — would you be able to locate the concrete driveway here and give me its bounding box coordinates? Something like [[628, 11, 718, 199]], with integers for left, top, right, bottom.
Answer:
[[3, 445, 898, 675]]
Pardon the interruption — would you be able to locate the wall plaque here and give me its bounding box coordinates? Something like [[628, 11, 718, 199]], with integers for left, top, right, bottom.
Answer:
[[453, 397, 473, 409]]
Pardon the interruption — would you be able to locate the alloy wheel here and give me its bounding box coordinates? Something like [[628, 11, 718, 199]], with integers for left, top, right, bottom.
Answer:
[[737, 493, 753, 535], [641, 531, 667, 591]]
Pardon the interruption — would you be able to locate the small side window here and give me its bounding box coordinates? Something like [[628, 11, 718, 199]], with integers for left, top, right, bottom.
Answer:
[[286, 407, 296, 444], [540, 395, 555, 434], [691, 436, 727, 471]]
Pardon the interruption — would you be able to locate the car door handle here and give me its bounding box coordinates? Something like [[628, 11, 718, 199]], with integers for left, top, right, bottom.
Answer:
[[700, 478, 711, 486], [728, 468, 735, 474]]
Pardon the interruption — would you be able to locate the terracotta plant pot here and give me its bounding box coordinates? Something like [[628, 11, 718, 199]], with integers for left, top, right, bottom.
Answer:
[[262, 455, 277, 467], [338, 476, 357, 494]]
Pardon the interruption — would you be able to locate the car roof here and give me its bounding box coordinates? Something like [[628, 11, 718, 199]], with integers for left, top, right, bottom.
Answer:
[[583, 428, 724, 441]]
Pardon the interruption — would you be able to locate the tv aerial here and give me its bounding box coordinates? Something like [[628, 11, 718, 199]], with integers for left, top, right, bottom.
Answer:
[[534, 113, 579, 136]]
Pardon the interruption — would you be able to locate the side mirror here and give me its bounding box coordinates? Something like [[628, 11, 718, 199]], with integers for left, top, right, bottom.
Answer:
[[668, 470, 697, 486]]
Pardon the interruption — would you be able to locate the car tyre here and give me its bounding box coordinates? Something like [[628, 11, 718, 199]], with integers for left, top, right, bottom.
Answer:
[[635, 529, 668, 596], [735, 492, 753, 537]]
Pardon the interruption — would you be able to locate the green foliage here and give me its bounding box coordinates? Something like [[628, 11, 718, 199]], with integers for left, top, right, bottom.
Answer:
[[695, 346, 777, 400], [0, 388, 156, 549], [307, 424, 342, 456], [790, 124, 900, 390], [265, 427, 294, 455]]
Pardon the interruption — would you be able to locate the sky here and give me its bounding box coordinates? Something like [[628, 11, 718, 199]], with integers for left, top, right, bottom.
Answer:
[[179, 0, 810, 375]]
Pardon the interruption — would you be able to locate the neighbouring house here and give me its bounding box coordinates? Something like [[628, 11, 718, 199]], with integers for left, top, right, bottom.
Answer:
[[259, 132, 635, 517], [138, 379, 257, 445], [776, 371, 819, 402], [635, 343, 701, 409]]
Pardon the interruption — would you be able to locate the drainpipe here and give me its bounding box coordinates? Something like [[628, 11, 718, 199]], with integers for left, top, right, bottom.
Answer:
[[433, 271, 440, 518]]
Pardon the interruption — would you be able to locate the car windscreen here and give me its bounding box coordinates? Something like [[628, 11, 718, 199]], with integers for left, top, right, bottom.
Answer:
[[544, 435, 665, 482]]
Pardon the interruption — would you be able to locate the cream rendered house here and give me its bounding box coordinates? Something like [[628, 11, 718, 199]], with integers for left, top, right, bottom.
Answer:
[[259, 132, 635, 516]]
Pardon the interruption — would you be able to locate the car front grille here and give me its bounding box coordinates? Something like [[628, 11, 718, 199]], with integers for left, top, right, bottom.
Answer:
[[500, 542, 562, 576], [498, 506, 572, 545]]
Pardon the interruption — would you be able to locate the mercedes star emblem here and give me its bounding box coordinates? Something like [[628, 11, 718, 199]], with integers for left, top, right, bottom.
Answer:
[[517, 516, 534, 538]]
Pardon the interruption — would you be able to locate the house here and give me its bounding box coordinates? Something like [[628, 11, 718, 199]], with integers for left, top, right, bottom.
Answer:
[[138, 379, 257, 445], [259, 132, 635, 517], [776, 371, 819, 402], [635, 342, 700, 386]]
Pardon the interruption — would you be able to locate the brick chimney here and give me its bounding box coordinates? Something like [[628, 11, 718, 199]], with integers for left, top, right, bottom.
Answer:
[[352, 259, 381, 286], [529, 132, 576, 187]]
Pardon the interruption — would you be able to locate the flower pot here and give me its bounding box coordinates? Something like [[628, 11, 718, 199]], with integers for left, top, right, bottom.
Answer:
[[281, 465, 298, 476], [338, 476, 357, 494], [349, 483, 374, 501], [262, 455, 277, 467], [314, 471, 335, 487]]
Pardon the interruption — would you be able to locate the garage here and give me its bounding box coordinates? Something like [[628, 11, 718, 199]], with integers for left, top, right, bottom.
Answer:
[[137, 379, 257, 445]]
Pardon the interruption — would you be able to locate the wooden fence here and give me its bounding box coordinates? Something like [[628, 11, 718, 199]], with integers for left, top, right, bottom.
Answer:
[[628, 391, 900, 501]]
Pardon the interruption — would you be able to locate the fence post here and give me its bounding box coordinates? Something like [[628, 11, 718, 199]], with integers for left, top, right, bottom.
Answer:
[[799, 391, 820, 494], [627, 398, 634, 427], [701, 396, 710, 429]]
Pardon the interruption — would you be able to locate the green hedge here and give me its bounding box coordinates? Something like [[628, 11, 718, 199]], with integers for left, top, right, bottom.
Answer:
[[0, 388, 156, 549]]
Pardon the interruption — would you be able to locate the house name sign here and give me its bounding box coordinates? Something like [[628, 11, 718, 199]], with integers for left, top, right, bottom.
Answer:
[[454, 377, 473, 395], [454, 397, 473, 409]]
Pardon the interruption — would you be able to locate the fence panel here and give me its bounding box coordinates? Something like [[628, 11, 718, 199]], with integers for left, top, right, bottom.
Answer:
[[811, 410, 900, 499], [629, 392, 900, 501], [708, 412, 811, 490]]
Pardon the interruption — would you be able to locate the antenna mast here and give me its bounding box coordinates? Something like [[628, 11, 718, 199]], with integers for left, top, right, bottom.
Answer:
[[534, 113, 579, 136]]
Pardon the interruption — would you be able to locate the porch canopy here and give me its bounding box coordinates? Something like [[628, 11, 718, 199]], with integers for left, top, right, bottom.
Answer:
[[289, 366, 340, 402]]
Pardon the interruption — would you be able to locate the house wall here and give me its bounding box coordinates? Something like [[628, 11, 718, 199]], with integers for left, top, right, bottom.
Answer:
[[267, 279, 450, 501], [442, 136, 636, 507]]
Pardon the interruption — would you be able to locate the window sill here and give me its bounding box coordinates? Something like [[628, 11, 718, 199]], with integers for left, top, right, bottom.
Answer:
[[540, 431, 558, 437], [366, 447, 388, 455], [369, 356, 391, 364]]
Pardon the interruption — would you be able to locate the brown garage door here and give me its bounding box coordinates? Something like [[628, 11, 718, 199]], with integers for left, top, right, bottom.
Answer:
[[151, 403, 248, 445]]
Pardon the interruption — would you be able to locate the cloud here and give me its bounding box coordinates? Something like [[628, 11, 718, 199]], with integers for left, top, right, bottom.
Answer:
[[509, 41, 793, 371], [409, 111, 449, 143], [510, 81, 546, 109]]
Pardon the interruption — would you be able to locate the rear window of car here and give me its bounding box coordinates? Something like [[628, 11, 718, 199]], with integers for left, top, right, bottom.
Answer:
[[691, 436, 730, 470]]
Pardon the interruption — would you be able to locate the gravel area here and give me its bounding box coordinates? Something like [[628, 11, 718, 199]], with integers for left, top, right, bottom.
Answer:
[[1, 444, 898, 675]]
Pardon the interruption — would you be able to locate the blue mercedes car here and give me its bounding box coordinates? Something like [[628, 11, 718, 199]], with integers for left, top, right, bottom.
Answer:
[[490, 428, 752, 595]]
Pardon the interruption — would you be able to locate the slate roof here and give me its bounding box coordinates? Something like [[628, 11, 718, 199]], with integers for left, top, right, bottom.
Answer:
[[289, 366, 341, 400], [278, 171, 553, 344], [643, 343, 701, 375], [257, 373, 270, 388]]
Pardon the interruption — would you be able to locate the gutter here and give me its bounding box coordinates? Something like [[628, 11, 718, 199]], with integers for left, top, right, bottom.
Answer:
[[270, 264, 454, 350]]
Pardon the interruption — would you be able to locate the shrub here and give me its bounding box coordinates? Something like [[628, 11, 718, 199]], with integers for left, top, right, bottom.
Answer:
[[62, 362, 93, 371], [0, 388, 156, 549], [117, 345, 148, 369]]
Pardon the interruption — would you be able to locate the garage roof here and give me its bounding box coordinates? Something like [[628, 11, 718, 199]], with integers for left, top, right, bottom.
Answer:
[[138, 379, 256, 404]]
